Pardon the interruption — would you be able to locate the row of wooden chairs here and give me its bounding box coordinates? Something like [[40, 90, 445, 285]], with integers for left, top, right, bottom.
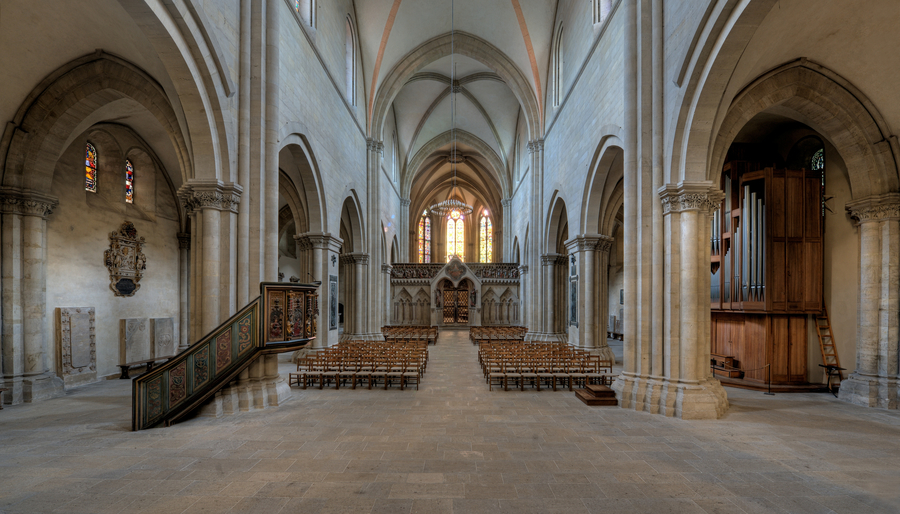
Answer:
[[479, 341, 613, 391], [289, 341, 428, 390], [470, 326, 527, 345], [382, 325, 438, 345]]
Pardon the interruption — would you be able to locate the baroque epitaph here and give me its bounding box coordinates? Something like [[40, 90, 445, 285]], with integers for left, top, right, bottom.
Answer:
[[104, 221, 147, 297]]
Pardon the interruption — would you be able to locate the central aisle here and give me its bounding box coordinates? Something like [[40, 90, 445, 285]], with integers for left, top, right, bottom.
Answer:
[[420, 329, 490, 395]]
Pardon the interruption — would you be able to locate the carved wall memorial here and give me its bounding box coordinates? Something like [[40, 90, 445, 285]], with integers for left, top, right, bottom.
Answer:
[[150, 318, 176, 358], [57, 307, 96, 387], [329, 275, 338, 330], [104, 221, 147, 297]]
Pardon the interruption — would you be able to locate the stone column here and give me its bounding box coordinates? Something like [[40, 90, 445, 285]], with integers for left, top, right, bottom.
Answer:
[[303, 233, 342, 347], [177, 233, 191, 350], [613, 182, 728, 420], [518, 265, 528, 326], [501, 198, 512, 262], [525, 139, 544, 341], [400, 198, 411, 262], [382, 264, 393, 327], [840, 194, 900, 409], [340, 253, 369, 339], [541, 253, 562, 341], [565, 235, 615, 363], [366, 139, 384, 338], [0, 189, 64, 404], [178, 180, 242, 334]]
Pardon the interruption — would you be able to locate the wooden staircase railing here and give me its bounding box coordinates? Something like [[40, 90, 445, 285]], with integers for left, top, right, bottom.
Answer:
[[132, 282, 318, 430]]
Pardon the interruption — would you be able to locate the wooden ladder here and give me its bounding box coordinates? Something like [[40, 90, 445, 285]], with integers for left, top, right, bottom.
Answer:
[[815, 305, 843, 380]]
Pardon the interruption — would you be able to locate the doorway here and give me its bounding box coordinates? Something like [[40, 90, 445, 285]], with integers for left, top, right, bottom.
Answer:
[[442, 287, 469, 324]]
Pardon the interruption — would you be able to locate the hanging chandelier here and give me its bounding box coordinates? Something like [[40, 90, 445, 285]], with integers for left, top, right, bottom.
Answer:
[[429, 0, 473, 219]]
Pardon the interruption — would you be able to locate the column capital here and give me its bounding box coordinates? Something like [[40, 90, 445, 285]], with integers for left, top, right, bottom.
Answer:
[[846, 193, 900, 223], [518, 265, 528, 275], [178, 179, 242, 213], [564, 234, 614, 254], [381, 264, 393, 274], [176, 232, 191, 250], [658, 181, 724, 215], [297, 232, 343, 253], [0, 187, 58, 219], [340, 252, 369, 265], [400, 198, 411, 207], [366, 138, 384, 154], [527, 139, 544, 153], [501, 198, 512, 209], [541, 253, 562, 266]]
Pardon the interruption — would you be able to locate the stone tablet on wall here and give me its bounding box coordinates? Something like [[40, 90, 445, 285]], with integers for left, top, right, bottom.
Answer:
[[57, 307, 96, 387], [150, 318, 175, 358], [329, 275, 338, 330], [120, 318, 151, 364]]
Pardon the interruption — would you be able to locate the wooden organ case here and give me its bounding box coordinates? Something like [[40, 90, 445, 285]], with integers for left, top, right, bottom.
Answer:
[[710, 155, 823, 386]]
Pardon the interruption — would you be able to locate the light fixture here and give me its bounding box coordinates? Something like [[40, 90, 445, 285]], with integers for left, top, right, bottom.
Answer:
[[429, 0, 473, 218]]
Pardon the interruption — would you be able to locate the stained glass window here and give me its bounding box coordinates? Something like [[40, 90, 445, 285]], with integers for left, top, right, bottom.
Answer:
[[447, 209, 465, 261], [125, 159, 134, 204], [85, 142, 98, 193], [480, 212, 492, 263], [418, 210, 431, 263]]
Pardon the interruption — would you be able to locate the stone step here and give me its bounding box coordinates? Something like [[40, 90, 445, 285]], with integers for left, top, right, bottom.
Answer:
[[576, 388, 618, 406], [584, 384, 616, 398]]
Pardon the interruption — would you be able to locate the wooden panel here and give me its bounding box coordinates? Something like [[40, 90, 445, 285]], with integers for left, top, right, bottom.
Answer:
[[770, 241, 786, 307], [805, 176, 822, 238], [785, 171, 804, 239], [789, 316, 808, 383], [770, 173, 785, 239], [805, 241, 822, 310], [786, 242, 804, 308], [742, 315, 767, 382], [768, 315, 790, 383]]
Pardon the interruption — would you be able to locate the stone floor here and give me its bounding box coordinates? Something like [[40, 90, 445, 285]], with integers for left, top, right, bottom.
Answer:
[[1, 330, 899, 513]]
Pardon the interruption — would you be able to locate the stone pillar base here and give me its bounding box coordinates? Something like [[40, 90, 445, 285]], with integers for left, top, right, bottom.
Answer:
[[199, 373, 294, 418], [22, 374, 65, 403], [838, 373, 899, 409], [612, 373, 729, 420], [532, 332, 566, 342], [587, 343, 616, 365], [0, 377, 24, 405]]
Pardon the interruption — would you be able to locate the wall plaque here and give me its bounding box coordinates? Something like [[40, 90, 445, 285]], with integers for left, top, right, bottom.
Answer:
[[58, 307, 96, 387], [329, 275, 338, 330], [104, 221, 147, 297], [150, 318, 176, 357], [120, 318, 151, 364]]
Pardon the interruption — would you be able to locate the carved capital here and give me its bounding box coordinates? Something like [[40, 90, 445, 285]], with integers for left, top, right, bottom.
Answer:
[[658, 181, 724, 215], [340, 252, 369, 265], [400, 198, 412, 208], [518, 265, 528, 275], [381, 264, 393, 274], [541, 253, 562, 266], [178, 180, 242, 213], [366, 138, 384, 154], [846, 193, 900, 223], [527, 139, 544, 154], [564, 234, 614, 254], [501, 198, 512, 209], [0, 187, 58, 219], [298, 232, 343, 252], [176, 232, 191, 250]]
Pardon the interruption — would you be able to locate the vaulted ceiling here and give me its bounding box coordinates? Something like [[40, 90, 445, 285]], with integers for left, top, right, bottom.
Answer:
[[355, 0, 558, 204]]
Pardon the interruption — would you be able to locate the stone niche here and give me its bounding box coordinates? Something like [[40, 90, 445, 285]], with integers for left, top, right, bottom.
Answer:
[[150, 318, 176, 357], [57, 307, 97, 388], [119, 318, 151, 364]]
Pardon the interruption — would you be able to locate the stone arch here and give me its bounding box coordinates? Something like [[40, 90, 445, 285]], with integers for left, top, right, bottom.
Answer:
[[339, 193, 365, 253], [707, 61, 900, 199], [370, 31, 542, 142], [279, 131, 327, 233], [581, 135, 624, 235], [545, 193, 569, 253], [0, 52, 193, 191], [403, 130, 508, 199], [668, 0, 778, 185]]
